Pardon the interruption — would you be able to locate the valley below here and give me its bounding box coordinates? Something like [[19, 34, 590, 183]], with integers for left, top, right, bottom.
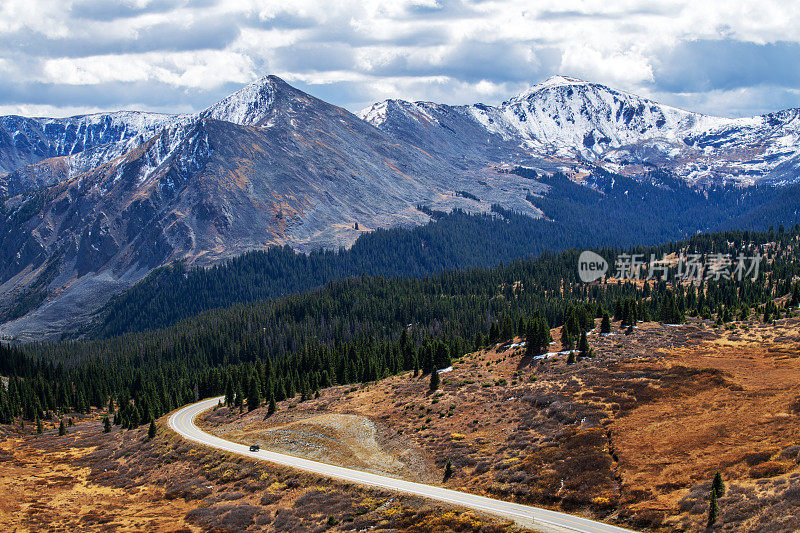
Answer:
[[4, 313, 798, 531], [197, 317, 800, 532]]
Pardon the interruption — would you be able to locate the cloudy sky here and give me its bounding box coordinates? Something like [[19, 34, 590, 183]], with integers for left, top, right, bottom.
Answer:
[[2, 0, 799, 119]]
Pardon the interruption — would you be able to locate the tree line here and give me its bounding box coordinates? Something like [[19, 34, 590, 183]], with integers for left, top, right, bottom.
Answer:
[[1, 224, 800, 429]]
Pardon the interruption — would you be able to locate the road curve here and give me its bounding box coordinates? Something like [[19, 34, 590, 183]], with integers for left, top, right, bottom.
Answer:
[[169, 397, 638, 533]]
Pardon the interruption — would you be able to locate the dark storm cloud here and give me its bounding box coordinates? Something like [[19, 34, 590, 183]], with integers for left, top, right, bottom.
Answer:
[[654, 39, 800, 92]]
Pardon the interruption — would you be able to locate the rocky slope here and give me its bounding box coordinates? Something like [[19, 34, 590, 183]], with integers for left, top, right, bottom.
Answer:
[[0, 76, 533, 340], [3, 74, 800, 340], [0, 111, 192, 196]]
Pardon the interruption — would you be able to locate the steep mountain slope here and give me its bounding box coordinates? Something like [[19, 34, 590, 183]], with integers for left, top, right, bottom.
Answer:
[[0, 111, 191, 196], [0, 76, 535, 340], [3, 74, 800, 341], [361, 76, 800, 185]]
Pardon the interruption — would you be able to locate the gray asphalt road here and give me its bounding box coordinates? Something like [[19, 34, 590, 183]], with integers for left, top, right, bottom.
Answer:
[[169, 397, 639, 533]]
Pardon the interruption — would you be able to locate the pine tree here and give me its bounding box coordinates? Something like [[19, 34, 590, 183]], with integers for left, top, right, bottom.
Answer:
[[707, 488, 718, 527], [36, 416, 42, 434], [712, 472, 725, 497], [600, 312, 611, 334], [567, 351, 576, 365], [561, 326, 574, 350], [224, 376, 234, 406], [526, 321, 539, 357], [739, 305, 750, 321], [58, 419, 66, 436], [148, 419, 157, 439], [526, 314, 551, 356], [429, 368, 440, 391], [247, 374, 262, 412], [489, 322, 500, 345], [578, 330, 590, 358], [540, 316, 552, 346], [443, 459, 453, 481], [235, 382, 245, 408], [103, 416, 111, 433], [267, 396, 276, 417]]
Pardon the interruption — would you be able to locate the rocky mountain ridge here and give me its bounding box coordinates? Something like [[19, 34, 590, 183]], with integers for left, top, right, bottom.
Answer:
[[360, 75, 800, 185], [2, 74, 800, 341]]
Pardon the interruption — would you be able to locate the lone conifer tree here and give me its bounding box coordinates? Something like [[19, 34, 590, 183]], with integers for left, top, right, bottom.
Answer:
[[578, 330, 590, 358], [267, 396, 276, 417], [429, 368, 440, 391], [443, 459, 453, 481], [526, 321, 539, 356], [58, 419, 66, 436], [712, 471, 725, 497], [707, 488, 718, 527], [36, 416, 42, 434], [148, 419, 157, 439], [601, 312, 611, 334], [103, 416, 111, 433]]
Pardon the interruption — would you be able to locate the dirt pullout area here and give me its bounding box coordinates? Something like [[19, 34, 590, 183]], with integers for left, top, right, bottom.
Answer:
[[0, 414, 518, 532], [204, 409, 437, 483], [200, 317, 800, 532]]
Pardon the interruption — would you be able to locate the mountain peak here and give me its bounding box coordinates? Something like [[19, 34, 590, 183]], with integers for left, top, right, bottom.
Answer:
[[507, 75, 593, 103], [201, 75, 283, 126], [540, 75, 589, 87]]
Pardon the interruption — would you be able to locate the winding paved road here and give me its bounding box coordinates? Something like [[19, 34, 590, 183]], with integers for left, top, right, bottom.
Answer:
[[169, 397, 638, 533]]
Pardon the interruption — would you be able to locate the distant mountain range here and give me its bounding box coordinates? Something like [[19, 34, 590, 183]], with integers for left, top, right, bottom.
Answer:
[[1, 74, 799, 340], [360, 75, 800, 186]]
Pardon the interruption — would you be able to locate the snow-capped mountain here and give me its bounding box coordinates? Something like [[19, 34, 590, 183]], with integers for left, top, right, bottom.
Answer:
[[0, 111, 192, 195], [360, 75, 800, 185], [0, 75, 532, 340], [3, 73, 800, 341], [0, 75, 292, 197]]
